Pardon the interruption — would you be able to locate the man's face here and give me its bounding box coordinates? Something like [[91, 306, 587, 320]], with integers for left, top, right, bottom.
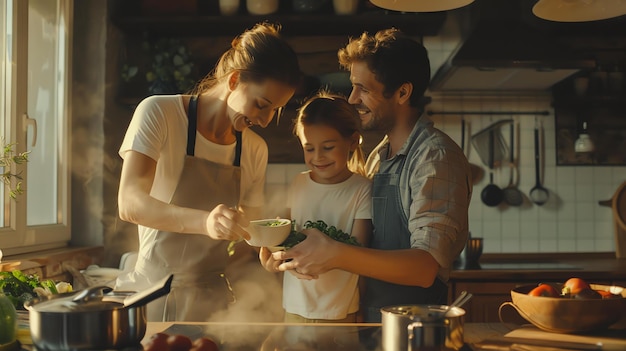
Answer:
[[347, 61, 395, 133]]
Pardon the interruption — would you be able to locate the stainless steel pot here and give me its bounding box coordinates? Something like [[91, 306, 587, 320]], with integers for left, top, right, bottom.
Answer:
[[381, 305, 465, 351], [25, 274, 172, 350]]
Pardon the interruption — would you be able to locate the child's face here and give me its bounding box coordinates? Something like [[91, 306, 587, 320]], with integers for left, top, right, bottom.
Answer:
[[298, 124, 355, 184]]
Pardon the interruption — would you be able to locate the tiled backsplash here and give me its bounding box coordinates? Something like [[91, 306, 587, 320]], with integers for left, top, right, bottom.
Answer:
[[265, 95, 626, 254], [263, 12, 625, 255]]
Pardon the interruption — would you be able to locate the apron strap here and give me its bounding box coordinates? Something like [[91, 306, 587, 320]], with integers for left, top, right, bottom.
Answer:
[[187, 95, 199, 156], [234, 131, 242, 167], [187, 94, 242, 166]]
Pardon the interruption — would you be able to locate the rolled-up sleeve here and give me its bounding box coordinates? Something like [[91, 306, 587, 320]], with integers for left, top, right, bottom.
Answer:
[[405, 134, 472, 272]]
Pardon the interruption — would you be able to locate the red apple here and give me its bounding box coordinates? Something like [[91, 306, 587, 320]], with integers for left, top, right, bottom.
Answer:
[[528, 283, 560, 297]]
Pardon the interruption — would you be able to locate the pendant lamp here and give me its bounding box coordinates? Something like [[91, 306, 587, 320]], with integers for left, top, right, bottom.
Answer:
[[574, 121, 594, 153], [369, 0, 474, 12], [532, 0, 626, 22]]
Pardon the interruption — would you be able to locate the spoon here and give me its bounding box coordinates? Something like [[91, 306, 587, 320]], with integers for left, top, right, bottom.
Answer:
[[529, 119, 549, 206], [434, 290, 473, 318], [450, 290, 473, 310]]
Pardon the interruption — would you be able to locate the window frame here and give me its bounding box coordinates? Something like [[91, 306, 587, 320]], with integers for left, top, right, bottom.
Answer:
[[0, 0, 73, 256]]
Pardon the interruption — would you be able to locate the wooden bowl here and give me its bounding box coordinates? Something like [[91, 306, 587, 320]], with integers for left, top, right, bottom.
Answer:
[[505, 284, 626, 333]]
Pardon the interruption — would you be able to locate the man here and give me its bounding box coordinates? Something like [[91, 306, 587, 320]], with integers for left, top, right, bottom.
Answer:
[[261, 28, 472, 322]]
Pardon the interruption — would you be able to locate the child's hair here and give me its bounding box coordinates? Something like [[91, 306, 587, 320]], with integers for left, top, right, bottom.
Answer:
[[294, 90, 366, 177]]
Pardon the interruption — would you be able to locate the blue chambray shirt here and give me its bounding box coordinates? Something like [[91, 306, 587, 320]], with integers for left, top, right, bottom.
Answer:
[[365, 115, 473, 282]]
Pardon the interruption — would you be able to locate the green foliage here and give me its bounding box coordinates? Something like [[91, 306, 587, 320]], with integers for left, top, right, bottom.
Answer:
[[122, 35, 198, 95], [279, 220, 361, 249], [0, 270, 63, 310], [0, 270, 40, 310], [0, 141, 29, 199]]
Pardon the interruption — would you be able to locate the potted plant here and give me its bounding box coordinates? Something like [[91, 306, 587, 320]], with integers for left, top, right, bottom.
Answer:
[[0, 140, 29, 199], [121, 36, 198, 96]]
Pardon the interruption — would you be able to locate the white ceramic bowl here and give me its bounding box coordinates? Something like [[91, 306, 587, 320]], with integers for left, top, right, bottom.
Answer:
[[245, 218, 292, 247]]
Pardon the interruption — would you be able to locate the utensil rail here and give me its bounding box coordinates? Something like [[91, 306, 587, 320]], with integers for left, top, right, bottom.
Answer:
[[426, 110, 550, 116]]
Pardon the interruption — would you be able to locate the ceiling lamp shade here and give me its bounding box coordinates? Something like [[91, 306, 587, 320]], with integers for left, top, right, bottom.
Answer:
[[369, 0, 475, 12], [532, 0, 626, 22]]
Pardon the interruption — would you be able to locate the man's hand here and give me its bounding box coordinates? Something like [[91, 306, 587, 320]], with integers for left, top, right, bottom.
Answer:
[[272, 228, 341, 278], [260, 246, 317, 280]]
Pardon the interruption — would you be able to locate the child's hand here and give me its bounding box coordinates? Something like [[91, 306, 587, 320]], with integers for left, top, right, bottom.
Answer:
[[258, 247, 282, 273], [287, 268, 317, 280]]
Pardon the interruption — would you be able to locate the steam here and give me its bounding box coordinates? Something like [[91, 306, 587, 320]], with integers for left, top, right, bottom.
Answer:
[[211, 255, 285, 324]]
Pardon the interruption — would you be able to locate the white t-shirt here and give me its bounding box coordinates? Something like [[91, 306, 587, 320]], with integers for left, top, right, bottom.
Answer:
[[119, 94, 267, 229], [284, 171, 372, 320]]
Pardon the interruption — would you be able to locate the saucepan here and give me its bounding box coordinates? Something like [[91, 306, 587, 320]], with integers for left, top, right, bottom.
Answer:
[[24, 274, 173, 350], [381, 292, 472, 351]]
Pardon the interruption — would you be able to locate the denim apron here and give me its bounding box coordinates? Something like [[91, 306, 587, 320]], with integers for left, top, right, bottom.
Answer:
[[362, 151, 447, 323], [131, 95, 241, 321]]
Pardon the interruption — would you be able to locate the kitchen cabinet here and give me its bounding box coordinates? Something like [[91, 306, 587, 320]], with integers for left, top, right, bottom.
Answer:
[[109, 0, 446, 37]]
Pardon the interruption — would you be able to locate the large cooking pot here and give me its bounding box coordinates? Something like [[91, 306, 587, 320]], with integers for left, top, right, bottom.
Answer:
[[381, 305, 465, 351], [24, 274, 172, 350]]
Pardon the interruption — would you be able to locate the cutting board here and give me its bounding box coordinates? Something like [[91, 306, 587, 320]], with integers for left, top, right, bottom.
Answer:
[[505, 325, 626, 350]]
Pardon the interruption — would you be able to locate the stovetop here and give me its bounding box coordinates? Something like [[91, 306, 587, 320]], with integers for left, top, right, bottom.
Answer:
[[163, 323, 382, 351], [163, 323, 474, 351]]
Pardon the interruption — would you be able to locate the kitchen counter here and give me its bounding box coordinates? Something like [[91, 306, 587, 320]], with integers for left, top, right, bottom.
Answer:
[[448, 252, 626, 324], [142, 321, 626, 350], [451, 252, 626, 281]]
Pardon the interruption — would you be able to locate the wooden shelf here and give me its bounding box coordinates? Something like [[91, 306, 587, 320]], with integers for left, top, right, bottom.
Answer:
[[110, 11, 446, 37]]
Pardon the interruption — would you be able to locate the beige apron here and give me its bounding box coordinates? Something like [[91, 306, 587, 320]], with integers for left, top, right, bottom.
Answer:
[[137, 95, 241, 321]]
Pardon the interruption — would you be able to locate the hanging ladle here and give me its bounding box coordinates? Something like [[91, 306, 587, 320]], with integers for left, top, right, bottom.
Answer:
[[502, 121, 523, 206], [529, 119, 549, 206], [481, 129, 504, 207]]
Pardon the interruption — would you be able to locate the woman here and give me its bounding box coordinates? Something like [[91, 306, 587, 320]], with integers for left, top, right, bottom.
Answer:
[[116, 22, 302, 322]]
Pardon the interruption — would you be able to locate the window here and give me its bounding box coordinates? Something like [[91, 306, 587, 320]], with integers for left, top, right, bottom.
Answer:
[[0, 0, 72, 256]]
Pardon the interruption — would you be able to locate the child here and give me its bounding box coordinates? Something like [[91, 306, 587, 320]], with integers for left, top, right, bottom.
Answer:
[[282, 91, 372, 323]]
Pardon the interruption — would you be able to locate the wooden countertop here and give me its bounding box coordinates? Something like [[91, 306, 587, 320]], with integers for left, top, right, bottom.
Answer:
[[450, 252, 626, 281]]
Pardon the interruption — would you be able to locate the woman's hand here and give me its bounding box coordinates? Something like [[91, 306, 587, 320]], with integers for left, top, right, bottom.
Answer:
[[205, 204, 251, 241]]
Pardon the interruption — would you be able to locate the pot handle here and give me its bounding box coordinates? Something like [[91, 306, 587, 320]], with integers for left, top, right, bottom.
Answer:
[[120, 274, 173, 308], [71, 285, 113, 303]]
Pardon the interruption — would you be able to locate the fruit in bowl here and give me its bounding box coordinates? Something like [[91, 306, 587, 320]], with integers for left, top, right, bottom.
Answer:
[[502, 278, 626, 333], [245, 218, 292, 247]]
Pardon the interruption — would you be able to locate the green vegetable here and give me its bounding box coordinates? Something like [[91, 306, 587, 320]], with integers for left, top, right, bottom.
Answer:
[[279, 231, 307, 249], [0, 294, 17, 344], [0, 271, 38, 309], [0, 270, 61, 310], [278, 220, 361, 249], [40, 280, 58, 295], [260, 220, 286, 227]]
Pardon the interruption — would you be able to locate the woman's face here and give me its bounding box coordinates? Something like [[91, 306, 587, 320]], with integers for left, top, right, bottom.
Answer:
[[298, 124, 356, 185], [227, 77, 295, 131]]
